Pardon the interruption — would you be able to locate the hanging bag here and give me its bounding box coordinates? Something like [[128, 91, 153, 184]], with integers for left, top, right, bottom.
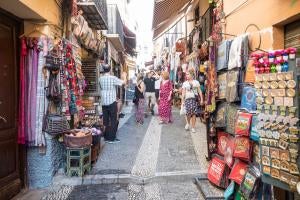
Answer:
[[42, 102, 70, 136], [46, 72, 61, 104]]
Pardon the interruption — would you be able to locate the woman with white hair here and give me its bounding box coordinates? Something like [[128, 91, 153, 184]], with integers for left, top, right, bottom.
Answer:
[[181, 69, 204, 133]]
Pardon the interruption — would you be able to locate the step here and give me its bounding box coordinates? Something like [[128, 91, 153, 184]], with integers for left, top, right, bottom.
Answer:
[[194, 177, 225, 200]]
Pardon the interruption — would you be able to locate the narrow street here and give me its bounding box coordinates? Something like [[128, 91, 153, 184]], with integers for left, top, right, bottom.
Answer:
[[16, 104, 214, 200]]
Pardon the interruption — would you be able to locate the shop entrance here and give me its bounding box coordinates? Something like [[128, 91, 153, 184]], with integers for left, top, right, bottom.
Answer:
[[0, 11, 21, 199]]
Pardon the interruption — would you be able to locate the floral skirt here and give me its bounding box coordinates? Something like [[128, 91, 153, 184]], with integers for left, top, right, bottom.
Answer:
[[136, 98, 145, 123], [185, 98, 198, 116]]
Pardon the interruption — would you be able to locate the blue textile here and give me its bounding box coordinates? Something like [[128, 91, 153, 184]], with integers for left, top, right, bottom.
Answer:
[[217, 40, 232, 71]]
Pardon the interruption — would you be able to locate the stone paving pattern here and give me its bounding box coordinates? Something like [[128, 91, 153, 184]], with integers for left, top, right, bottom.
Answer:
[[18, 105, 217, 200], [157, 112, 201, 173]]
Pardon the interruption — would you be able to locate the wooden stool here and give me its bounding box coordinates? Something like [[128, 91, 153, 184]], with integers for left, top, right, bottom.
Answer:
[[66, 146, 91, 177]]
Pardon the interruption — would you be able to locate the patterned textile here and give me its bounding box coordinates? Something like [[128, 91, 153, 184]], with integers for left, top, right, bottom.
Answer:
[[99, 74, 124, 106], [136, 98, 145, 123], [35, 37, 48, 146], [158, 80, 173, 123], [185, 98, 198, 116]]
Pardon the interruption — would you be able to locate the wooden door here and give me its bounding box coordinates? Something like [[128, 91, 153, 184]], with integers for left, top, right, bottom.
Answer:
[[0, 12, 21, 200]]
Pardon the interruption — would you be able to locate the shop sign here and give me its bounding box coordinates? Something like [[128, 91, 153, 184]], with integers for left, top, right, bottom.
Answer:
[[208, 157, 226, 186]]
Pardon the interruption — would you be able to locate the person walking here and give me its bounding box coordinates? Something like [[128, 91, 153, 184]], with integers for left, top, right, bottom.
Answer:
[[144, 71, 157, 116], [158, 71, 173, 124], [99, 64, 124, 143], [135, 74, 145, 124], [182, 69, 204, 133]]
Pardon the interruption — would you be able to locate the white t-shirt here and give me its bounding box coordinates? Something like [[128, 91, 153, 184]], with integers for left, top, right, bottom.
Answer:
[[155, 77, 162, 90], [182, 80, 200, 99]]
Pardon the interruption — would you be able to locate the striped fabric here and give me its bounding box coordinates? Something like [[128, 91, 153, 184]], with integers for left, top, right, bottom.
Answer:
[[99, 74, 124, 106]]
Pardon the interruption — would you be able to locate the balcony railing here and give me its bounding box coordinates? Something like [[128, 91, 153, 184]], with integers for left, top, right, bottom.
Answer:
[[77, 0, 108, 30], [107, 4, 124, 47]]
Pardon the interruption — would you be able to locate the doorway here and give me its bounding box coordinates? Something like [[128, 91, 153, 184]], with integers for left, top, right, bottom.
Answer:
[[0, 11, 22, 200]]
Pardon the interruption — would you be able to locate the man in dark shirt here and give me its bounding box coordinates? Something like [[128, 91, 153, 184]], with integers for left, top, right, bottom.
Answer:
[[144, 71, 157, 116]]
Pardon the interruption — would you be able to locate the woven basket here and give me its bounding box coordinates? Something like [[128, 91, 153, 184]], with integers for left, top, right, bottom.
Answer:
[[64, 129, 92, 148]]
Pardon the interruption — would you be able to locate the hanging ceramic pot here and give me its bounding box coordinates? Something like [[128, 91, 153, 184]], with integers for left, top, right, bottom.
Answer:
[[288, 47, 297, 59], [268, 52, 275, 63]]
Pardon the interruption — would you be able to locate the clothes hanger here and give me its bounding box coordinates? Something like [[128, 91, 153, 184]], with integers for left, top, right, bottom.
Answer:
[[19, 26, 49, 38]]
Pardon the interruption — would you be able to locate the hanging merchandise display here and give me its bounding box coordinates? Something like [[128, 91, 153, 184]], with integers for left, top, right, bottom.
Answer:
[[252, 49, 300, 191]]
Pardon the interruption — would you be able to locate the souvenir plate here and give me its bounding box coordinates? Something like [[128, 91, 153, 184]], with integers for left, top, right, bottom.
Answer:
[[254, 82, 262, 89], [265, 96, 273, 105], [287, 89, 296, 97], [270, 81, 279, 89], [262, 82, 270, 89], [277, 73, 285, 81], [256, 74, 263, 82], [262, 90, 270, 97], [270, 90, 277, 97], [278, 80, 287, 89], [287, 80, 296, 89], [269, 73, 277, 81], [262, 74, 270, 81], [285, 72, 293, 80]]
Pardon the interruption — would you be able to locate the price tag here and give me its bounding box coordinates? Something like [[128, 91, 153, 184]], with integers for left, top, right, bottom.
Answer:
[[93, 103, 99, 106]]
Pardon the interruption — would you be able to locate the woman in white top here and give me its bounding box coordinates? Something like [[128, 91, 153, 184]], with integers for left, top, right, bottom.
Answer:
[[182, 69, 204, 133]]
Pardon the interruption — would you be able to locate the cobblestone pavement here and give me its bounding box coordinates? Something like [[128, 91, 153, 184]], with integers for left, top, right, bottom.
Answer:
[[17, 105, 210, 200]]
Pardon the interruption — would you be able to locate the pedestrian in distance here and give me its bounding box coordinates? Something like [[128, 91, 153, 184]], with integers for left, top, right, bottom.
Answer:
[[144, 71, 159, 116], [181, 69, 204, 133], [134, 74, 145, 125], [158, 71, 173, 124], [99, 64, 125, 144]]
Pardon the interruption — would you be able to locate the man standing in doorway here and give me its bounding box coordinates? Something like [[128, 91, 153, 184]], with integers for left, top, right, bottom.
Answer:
[[144, 71, 158, 116], [99, 64, 125, 143]]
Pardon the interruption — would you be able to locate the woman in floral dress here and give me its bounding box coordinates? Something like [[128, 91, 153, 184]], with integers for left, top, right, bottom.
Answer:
[[158, 71, 173, 124]]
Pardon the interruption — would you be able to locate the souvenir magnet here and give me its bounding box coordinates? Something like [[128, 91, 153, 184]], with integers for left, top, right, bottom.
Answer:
[[280, 133, 289, 141], [272, 159, 281, 169], [274, 97, 284, 106], [263, 166, 271, 175], [262, 146, 270, 156], [284, 97, 294, 107], [270, 148, 280, 159], [277, 89, 286, 97], [279, 106, 287, 116], [262, 156, 271, 166], [290, 117, 299, 126], [279, 150, 290, 161], [288, 107, 297, 117], [279, 139, 289, 150], [271, 168, 280, 179], [280, 160, 290, 172]]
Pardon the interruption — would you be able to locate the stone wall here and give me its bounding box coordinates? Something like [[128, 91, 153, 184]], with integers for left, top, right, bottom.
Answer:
[[27, 134, 65, 189]]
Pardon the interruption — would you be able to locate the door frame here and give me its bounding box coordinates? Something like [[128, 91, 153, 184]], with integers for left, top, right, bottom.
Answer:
[[0, 7, 27, 192]]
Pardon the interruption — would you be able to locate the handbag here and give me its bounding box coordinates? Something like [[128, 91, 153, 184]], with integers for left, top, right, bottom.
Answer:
[[45, 55, 60, 71], [42, 101, 70, 136], [43, 114, 70, 135]]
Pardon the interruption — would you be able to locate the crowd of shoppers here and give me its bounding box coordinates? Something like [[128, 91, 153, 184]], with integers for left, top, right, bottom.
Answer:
[[99, 63, 204, 145]]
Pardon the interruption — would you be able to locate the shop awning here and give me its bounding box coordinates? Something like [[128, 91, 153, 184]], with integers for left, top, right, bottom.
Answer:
[[123, 25, 137, 57], [107, 34, 125, 52], [152, 0, 192, 40], [125, 55, 136, 70]]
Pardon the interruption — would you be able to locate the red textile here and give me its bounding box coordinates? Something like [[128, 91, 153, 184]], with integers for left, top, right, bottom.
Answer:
[[158, 80, 173, 123], [18, 38, 27, 144]]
